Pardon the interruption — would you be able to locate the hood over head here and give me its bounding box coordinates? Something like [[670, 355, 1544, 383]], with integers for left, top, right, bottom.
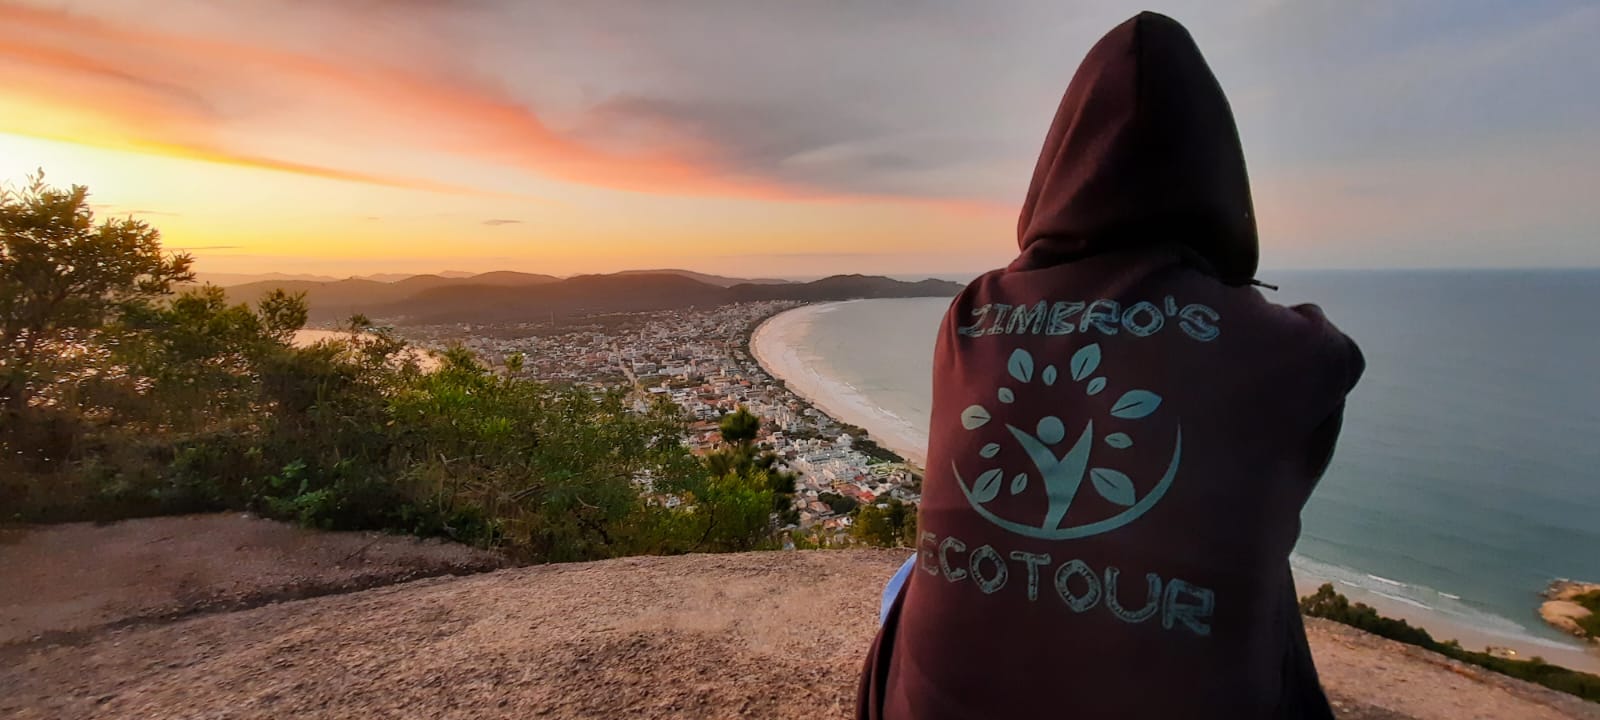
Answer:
[[1012, 12, 1258, 284]]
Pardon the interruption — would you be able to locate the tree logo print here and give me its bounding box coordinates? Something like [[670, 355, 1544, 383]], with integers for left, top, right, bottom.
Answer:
[[951, 343, 1183, 540]]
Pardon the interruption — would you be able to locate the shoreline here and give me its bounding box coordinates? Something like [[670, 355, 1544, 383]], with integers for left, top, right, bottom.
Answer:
[[1291, 576, 1600, 673], [748, 301, 929, 471], [748, 299, 1600, 675]]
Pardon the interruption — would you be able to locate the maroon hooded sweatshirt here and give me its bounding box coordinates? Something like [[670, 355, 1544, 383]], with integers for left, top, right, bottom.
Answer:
[[857, 12, 1363, 719]]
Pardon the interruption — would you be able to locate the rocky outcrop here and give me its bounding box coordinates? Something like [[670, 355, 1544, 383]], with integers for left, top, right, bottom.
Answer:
[[0, 513, 507, 646], [1542, 579, 1600, 641], [3, 517, 1599, 719]]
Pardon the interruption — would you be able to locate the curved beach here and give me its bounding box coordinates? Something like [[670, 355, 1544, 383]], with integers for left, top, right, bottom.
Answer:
[[749, 298, 1600, 675], [750, 301, 930, 468]]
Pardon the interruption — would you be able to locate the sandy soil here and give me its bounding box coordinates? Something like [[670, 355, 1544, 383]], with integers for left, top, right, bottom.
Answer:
[[0, 513, 506, 646], [1546, 601, 1595, 638], [2, 518, 1596, 719]]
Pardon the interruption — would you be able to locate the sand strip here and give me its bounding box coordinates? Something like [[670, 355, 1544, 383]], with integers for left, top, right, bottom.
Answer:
[[750, 302, 929, 468]]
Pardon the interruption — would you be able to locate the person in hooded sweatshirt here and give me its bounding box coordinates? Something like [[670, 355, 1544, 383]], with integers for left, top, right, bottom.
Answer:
[[856, 11, 1363, 720]]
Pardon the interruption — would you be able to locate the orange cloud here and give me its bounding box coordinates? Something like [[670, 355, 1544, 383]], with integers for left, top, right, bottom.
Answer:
[[0, 2, 1017, 216], [0, 3, 829, 201], [0, 21, 484, 194]]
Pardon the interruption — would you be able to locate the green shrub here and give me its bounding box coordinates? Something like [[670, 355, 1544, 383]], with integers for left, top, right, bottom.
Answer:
[[818, 492, 859, 515], [1, 173, 796, 564], [852, 497, 916, 548]]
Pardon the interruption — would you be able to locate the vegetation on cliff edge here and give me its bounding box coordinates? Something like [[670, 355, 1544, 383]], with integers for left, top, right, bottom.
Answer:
[[1300, 583, 1600, 702], [0, 173, 786, 562]]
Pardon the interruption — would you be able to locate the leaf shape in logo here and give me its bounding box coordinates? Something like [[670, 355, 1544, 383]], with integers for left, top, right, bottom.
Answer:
[[972, 468, 1004, 503], [1036, 416, 1065, 444], [1070, 343, 1101, 381], [980, 442, 1000, 458], [1008, 349, 1034, 383], [1043, 365, 1058, 386], [1090, 467, 1136, 506], [1104, 432, 1133, 449], [1010, 472, 1028, 494], [998, 387, 1015, 404], [1086, 377, 1106, 396], [1111, 390, 1162, 419], [961, 405, 991, 430]]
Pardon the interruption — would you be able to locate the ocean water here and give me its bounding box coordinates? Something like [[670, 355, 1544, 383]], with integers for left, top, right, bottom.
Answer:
[[771, 271, 1600, 648]]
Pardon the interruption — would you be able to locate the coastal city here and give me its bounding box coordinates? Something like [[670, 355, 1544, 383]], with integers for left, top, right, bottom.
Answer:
[[396, 301, 922, 540]]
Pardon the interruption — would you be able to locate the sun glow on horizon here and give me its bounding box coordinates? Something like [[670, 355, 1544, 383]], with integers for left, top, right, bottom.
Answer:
[[0, 130, 1017, 278]]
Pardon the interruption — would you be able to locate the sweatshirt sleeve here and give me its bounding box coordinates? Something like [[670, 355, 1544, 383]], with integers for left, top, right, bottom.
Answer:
[[1291, 303, 1364, 399], [1290, 303, 1365, 480]]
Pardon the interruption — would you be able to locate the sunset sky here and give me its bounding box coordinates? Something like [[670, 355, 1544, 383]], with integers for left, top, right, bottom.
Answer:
[[2, 0, 1597, 278]]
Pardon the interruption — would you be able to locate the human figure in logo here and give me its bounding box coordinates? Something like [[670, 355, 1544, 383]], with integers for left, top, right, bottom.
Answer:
[[858, 12, 1363, 719]]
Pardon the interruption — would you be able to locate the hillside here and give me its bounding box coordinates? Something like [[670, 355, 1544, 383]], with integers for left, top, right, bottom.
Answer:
[[613, 268, 792, 287], [380, 273, 963, 325], [223, 271, 561, 319], [3, 516, 1597, 720], [384, 273, 733, 324], [729, 275, 962, 303], [195, 271, 479, 286], [218, 270, 960, 323], [194, 271, 343, 286]]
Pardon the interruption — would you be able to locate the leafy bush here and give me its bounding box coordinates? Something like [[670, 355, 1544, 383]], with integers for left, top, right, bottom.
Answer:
[[818, 491, 859, 515], [1, 173, 790, 562], [852, 497, 916, 548]]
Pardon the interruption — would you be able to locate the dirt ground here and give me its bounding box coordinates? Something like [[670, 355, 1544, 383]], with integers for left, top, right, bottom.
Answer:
[[2, 516, 1596, 719], [0, 513, 506, 646]]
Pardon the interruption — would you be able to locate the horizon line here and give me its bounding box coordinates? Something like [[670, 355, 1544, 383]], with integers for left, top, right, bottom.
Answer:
[[187, 264, 1600, 286]]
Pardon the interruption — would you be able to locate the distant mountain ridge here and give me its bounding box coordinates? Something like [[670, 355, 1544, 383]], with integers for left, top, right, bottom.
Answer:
[[223, 271, 562, 322], [224, 270, 962, 324], [206, 268, 781, 289], [196, 270, 479, 286], [610, 268, 791, 287]]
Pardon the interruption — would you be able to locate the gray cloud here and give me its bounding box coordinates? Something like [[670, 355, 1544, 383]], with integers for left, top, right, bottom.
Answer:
[[463, 1, 1076, 200], [481, 218, 522, 226], [569, 94, 1001, 199], [450, 0, 1598, 207]]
